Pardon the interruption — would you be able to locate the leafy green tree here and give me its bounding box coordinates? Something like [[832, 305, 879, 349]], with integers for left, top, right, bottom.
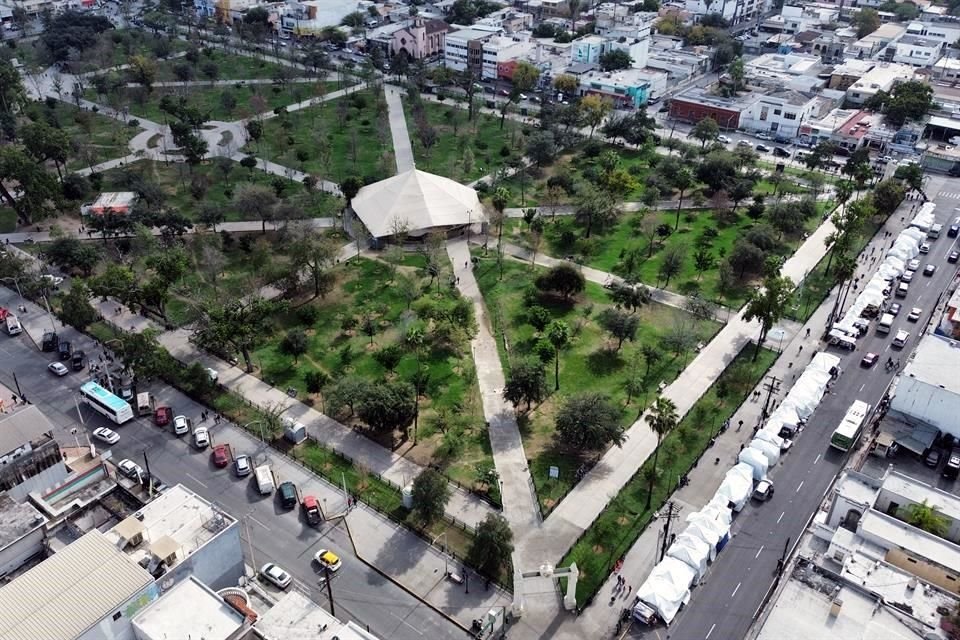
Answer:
[[526, 130, 558, 168], [598, 308, 639, 350], [526, 305, 552, 332], [193, 297, 279, 372], [894, 163, 925, 196], [658, 243, 685, 286], [468, 514, 513, 579], [291, 230, 339, 298], [326, 376, 373, 417], [340, 176, 363, 204], [58, 281, 98, 331], [599, 49, 633, 71], [672, 168, 694, 231], [503, 357, 548, 410], [728, 56, 745, 94], [546, 320, 570, 390], [535, 264, 585, 299], [579, 94, 612, 139], [280, 329, 309, 364], [232, 184, 277, 234], [412, 469, 451, 524], [644, 396, 678, 509], [853, 8, 880, 38], [0, 147, 60, 223], [555, 393, 625, 450], [743, 275, 792, 360], [690, 117, 719, 149], [900, 500, 949, 537], [21, 120, 72, 179], [0, 58, 26, 139], [357, 380, 416, 433], [866, 80, 933, 127], [374, 343, 404, 372]]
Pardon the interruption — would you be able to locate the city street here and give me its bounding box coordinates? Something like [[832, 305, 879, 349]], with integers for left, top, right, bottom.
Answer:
[[640, 175, 960, 640], [0, 287, 468, 640]]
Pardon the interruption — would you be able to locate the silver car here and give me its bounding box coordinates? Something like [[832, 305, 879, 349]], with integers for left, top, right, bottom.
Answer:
[[260, 563, 292, 589]]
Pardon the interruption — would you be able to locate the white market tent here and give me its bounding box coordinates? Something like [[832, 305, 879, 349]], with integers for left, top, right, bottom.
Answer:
[[635, 557, 698, 624], [715, 463, 754, 512], [750, 437, 781, 466], [350, 169, 484, 239], [666, 532, 712, 580]]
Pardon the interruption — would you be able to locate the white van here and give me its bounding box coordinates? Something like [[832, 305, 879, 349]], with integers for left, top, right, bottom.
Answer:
[[5, 314, 21, 336], [929, 223, 943, 239], [893, 329, 910, 348], [896, 282, 909, 298], [877, 313, 894, 334]]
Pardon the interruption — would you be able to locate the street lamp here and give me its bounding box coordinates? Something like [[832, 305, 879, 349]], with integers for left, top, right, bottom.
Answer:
[[0, 276, 23, 299], [431, 531, 449, 575], [245, 419, 266, 442], [102, 338, 126, 393]]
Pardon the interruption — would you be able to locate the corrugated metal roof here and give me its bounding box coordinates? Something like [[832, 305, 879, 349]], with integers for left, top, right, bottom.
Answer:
[[0, 530, 154, 640]]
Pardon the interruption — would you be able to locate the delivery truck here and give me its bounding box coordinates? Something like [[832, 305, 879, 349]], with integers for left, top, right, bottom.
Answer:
[[255, 464, 275, 495]]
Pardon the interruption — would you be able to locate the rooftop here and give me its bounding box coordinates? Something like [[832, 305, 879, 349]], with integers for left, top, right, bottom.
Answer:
[[833, 59, 876, 75], [849, 63, 918, 93], [0, 495, 45, 553], [834, 470, 881, 506], [900, 333, 960, 394], [0, 405, 55, 456], [0, 530, 154, 640], [899, 34, 941, 47], [880, 470, 960, 524], [132, 576, 245, 640], [672, 85, 759, 110], [256, 591, 382, 640], [103, 484, 234, 567], [860, 509, 960, 574]]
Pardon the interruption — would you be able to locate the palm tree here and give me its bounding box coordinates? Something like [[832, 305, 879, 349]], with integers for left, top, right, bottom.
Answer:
[[492, 186, 510, 280], [901, 500, 949, 537], [568, 0, 582, 32], [546, 320, 570, 391], [644, 396, 679, 510], [673, 168, 693, 231]]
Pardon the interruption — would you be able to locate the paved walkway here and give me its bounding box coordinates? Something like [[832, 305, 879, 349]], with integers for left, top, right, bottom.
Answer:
[[384, 85, 415, 173], [498, 241, 732, 321]]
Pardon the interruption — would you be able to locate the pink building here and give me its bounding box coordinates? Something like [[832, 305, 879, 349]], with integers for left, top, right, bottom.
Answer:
[[390, 18, 448, 60]]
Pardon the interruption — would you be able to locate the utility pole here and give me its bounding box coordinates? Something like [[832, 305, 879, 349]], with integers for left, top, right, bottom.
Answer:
[[324, 566, 335, 616], [757, 374, 781, 428], [656, 501, 680, 562]]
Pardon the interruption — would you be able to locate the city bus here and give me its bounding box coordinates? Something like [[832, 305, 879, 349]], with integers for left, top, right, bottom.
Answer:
[[829, 400, 871, 452], [79, 381, 134, 425]]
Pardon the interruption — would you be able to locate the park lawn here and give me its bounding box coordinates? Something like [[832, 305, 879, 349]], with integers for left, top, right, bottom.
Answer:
[[147, 49, 298, 82], [560, 344, 778, 606], [95, 159, 340, 223], [24, 101, 141, 171], [249, 257, 501, 506], [245, 90, 393, 184], [403, 96, 531, 184], [754, 177, 809, 196], [472, 252, 719, 515]]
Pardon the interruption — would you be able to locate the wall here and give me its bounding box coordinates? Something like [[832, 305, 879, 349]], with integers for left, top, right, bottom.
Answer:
[[162, 520, 244, 591], [76, 582, 160, 640], [884, 548, 960, 596], [669, 100, 741, 129], [0, 526, 44, 577]]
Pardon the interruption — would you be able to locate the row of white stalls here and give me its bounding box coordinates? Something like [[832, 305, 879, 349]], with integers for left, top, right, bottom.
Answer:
[[632, 351, 841, 626], [831, 203, 934, 341]]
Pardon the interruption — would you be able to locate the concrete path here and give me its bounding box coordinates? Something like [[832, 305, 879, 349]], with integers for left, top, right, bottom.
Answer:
[[228, 152, 342, 195], [154, 327, 495, 530], [498, 241, 732, 322], [384, 85, 415, 173], [125, 77, 322, 88]]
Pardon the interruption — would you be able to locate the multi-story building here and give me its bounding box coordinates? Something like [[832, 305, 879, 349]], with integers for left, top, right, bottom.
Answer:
[[0, 405, 67, 503], [0, 494, 46, 578], [739, 89, 819, 138], [904, 20, 960, 47], [829, 59, 876, 91], [743, 52, 826, 92], [772, 4, 839, 34], [845, 62, 918, 105], [574, 68, 658, 107], [443, 26, 496, 75], [570, 35, 605, 64], [685, 0, 769, 25], [887, 35, 944, 68], [385, 17, 448, 60], [848, 22, 905, 58], [668, 86, 758, 130]]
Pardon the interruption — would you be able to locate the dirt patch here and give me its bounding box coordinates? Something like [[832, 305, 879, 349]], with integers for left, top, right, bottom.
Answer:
[[544, 498, 556, 509], [617, 516, 629, 526], [592, 544, 604, 554]]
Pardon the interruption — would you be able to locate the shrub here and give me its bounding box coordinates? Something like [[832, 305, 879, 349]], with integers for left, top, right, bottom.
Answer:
[[298, 304, 320, 325]]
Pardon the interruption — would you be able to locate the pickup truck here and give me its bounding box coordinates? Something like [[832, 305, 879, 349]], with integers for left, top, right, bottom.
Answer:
[[255, 464, 274, 495], [302, 495, 322, 525]]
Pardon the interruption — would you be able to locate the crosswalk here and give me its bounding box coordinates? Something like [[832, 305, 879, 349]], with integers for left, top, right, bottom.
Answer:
[[938, 191, 960, 200]]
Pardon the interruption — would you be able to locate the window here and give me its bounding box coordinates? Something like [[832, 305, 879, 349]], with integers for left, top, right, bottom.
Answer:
[[907, 557, 917, 564], [112, 612, 122, 621], [784, 112, 797, 120], [774, 109, 782, 115]]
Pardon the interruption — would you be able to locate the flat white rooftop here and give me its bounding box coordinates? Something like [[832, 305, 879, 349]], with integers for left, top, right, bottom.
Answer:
[[103, 484, 234, 566], [901, 333, 960, 395], [132, 576, 244, 640], [256, 591, 381, 640], [861, 509, 960, 574]]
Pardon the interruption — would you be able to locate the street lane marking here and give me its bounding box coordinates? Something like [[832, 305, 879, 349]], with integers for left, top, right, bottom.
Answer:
[[185, 472, 208, 489], [814, 454, 821, 465], [390, 611, 425, 636], [859, 383, 866, 392], [732, 582, 741, 598], [756, 545, 764, 559], [796, 481, 804, 493], [706, 623, 716, 639], [250, 516, 271, 531]]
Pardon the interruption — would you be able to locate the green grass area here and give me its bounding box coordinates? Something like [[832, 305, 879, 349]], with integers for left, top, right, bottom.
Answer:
[[147, 49, 300, 83], [472, 252, 719, 514], [560, 344, 778, 606], [0, 208, 17, 233], [247, 256, 500, 506], [22, 100, 140, 171], [244, 89, 392, 184], [88, 80, 335, 124], [96, 159, 341, 223], [404, 96, 533, 184]]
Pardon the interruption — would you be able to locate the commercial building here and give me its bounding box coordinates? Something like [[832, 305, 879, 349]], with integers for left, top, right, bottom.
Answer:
[[888, 35, 944, 68], [888, 334, 960, 441], [131, 576, 247, 640], [685, 0, 769, 25], [844, 62, 918, 105], [103, 484, 243, 591], [668, 86, 758, 129], [0, 405, 67, 503], [0, 494, 46, 578], [575, 68, 657, 107], [739, 89, 819, 138], [442, 26, 531, 80], [0, 530, 158, 640]]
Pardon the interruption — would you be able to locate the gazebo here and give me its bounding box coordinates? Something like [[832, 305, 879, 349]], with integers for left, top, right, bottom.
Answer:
[[349, 169, 484, 242]]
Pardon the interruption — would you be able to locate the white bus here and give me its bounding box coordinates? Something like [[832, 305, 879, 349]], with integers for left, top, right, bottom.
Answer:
[[829, 400, 871, 452], [80, 381, 134, 425]]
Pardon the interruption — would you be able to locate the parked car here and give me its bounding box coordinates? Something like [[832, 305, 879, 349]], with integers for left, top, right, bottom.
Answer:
[[949, 223, 960, 238], [314, 549, 342, 572], [260, 563, 292, 589], [71, 350, 86, 371], [773, 147, 790, 157], [717, 135, 732, 143], [919, 242, 931, 254], [278, 481, 298, 509], [753, 479, 774, 501], [173, 415, 189, 435], [234, 454, 252, 477], [117, 458, 144, 479], [211, 444, 230, 467], [924, 264, 936, 276], [889, 302, 902, 316], [860, 352, 879, 368], [93, 427, 120, 445], [907, 258, 920, 271], [950, 250, 960, 264], [925, 448, 943, 468], [155, 406, 173, 427], [756, 144, 771, 153], [755, 131, 773, 141], [737, 140, 752, 148], [47, 362, 69, 376], [193, 427, 210, 449], [907, 307, 922, 322], [901, 270, 914, 283], [57, 340, 72, 360]]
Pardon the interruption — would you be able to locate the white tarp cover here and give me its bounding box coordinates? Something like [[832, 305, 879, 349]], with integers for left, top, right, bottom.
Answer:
[[909, 204, 936, 231], [702, 496, 734, 526], [350, 169, 484, 238], [636, 557, 698, 624], [667, 532, 712, 580], [683, 519, 721, 557], [715, 463, 754, 511], [751, 437, 781, 466], [738, 447, 769, 480], [756, 427, 786, 449]]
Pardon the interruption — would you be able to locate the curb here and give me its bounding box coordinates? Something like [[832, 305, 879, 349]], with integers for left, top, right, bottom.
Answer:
[[341, 512, 476, 635]]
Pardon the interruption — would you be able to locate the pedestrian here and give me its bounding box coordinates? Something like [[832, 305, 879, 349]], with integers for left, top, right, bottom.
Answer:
[[627, 585, 632, 596], [798, 345, 803, 355], [740, 443, 745, 452], [788, 361, 793, 368], [805, 328, 811, 338], [737, 419, 743, 432], [465, 260, 468, 269]]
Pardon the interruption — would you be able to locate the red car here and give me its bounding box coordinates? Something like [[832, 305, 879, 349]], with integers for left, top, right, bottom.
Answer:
[[154, 406, 173, 427], [211, 444, 231, 468]]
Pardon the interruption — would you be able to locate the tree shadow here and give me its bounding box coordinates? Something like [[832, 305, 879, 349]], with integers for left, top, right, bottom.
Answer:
[[586, 347, 626, 376]]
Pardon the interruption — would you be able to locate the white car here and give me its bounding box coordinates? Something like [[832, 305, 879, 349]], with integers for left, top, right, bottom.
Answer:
[[901, 270, 915, 283], [717, 135, 732, 144], [47, 362, 69, 376], [93, 427, 120, 445], [117, 459, 144, 479], [234, 454, 252, 477], [193, 427, 210, 449], [881, 155, 893, 163], [907, 258, 920, 271], [919, 242, 931, 254], [205, 367, 219, 382], [40, 274, 64, 287], [260, 563, 292, 589], [907, 307, 922, 322], [173, 415, 189, 435]]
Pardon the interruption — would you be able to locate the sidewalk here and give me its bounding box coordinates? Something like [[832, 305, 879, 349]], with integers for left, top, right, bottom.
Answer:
[[384, 85, 415, 173], [497, 241, 732, 321], [155, 328, 496, 529]]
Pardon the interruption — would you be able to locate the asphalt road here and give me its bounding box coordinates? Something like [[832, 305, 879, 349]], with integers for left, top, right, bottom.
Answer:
[[642, 180, 960, 640], [0, 292, 466, 640]]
